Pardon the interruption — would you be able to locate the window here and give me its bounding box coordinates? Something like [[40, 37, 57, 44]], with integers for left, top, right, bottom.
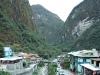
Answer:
[[73, 62, 75, 65], [91, 60, 94, 64], [90, 53, 93, 55], [83, 59, 86, 62], [96, 61, 99, 67]]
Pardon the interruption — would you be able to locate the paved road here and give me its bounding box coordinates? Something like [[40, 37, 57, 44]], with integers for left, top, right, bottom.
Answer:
[[57, 69, 74, 75], [63, 69, 74, 75]]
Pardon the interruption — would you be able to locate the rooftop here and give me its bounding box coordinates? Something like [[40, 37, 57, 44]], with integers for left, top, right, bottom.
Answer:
[[91, 58, 100, 61], [68, 49, 99, 57], [0, 56, 22, 61]]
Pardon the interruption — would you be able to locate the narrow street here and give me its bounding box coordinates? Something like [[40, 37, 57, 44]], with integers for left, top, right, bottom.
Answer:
[[56, 58, 74, 75], [56, 69, 74, 75], [63, 69, 74, 75]]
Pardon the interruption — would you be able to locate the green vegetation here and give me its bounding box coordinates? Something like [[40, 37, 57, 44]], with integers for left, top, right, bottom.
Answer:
[[60, 56, 70, 69], [48, 63, 57, 75], [70, 21, 100, 50], [0, 0, 62, 59], [56, 0, 100, 52], [0, 11, 60, 58], [32, 5, 64, 43], [0, 42, 4, 58], [0, 70, 10, 75], [0, 47, 4, 58], [23, 61, 27, 67], [32, 70, 38, 75], [38, 61, 44, 67]]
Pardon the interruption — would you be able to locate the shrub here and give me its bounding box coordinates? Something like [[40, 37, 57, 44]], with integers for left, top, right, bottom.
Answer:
[[48, 63, 57, 75], [0, 70, 10, 75], [23, 62, 27, 67], [38, 61, 44, 67]]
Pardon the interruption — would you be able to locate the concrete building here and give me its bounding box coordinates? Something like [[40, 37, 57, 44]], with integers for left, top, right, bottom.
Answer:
[[68, 49, 99, 74], [0, 56, 37, 75]]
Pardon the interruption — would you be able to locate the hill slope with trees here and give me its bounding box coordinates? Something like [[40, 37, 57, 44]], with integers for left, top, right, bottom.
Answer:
[[32, 4, 64, 43], [56, 0, 100, 51], [0, 0, 61, 59]]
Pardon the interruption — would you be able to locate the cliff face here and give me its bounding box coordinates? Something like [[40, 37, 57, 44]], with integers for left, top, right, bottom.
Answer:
[[0, 0, 37, 31], [56, 0, 100, 51], [32, 4, 64, 43], [0, 0, 61, 58], [0, 0, 37, 45]]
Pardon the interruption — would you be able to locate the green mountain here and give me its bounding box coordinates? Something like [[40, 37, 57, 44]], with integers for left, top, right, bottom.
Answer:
[[0, 0, 61, 59], [56, 0, 100, 51], [31, 4, 64, 43]]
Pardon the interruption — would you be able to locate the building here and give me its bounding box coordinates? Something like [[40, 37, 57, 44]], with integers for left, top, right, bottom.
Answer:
[[68, 49, 99, 74], [81, 63, 100, 75], [0, 56, 23, 70], [80, 58, 100, 75], [4, 47, 12, 57], [0, 55, 38, 75], [57, 55, 64, 62], [0, 49, 38, 75]]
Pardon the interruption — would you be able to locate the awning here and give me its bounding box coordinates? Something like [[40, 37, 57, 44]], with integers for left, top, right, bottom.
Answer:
[[80, 63, 100, 71]]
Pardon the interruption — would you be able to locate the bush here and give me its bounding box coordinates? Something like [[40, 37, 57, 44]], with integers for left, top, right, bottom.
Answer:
[[60, 56, 70, 69], [48, 63, 57, 75], [0, 70, 10, 75], [23, 62, 27, 67], [32, 70, 38, 75], [38, 61, 44, 67]]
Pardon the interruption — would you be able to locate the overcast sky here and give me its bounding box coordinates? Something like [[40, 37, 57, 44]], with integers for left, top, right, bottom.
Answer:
[[29, 0, 83, 21]]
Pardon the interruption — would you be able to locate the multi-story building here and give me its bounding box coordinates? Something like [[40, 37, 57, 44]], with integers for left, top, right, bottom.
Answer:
[[68, 49, 99, 74]]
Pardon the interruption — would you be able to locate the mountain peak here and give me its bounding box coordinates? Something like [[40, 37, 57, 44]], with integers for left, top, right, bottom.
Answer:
[[56, 0, 100, 51], [32, 4, 64, 43]]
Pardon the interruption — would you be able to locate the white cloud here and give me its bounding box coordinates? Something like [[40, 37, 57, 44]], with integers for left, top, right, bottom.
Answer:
[[29, 0, 83, 21]]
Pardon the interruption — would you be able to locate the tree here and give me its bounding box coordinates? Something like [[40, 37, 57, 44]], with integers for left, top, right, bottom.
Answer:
[[0, 42, 4, 58], [11, 43, 21, 52]]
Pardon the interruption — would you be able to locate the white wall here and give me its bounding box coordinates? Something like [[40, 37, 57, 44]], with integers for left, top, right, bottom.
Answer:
[[78, 58, 83, 72], [77, 58, 91, 73], [78, 64, 82, 72], [78, 58, 83, 62], [86, 59, 91, 62]]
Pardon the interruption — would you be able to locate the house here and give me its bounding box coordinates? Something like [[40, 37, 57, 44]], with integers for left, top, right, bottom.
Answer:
[[0, 47, 38, 75], [0, 52, 38, 75], [80, 58, 100, 75], [29, 54, 40, 58], [16, 52, 29, 58], [0, 56, 38, 75], [4, 47, 12, 57], [29, 54, 41, 63], [0, 56, 23, 70], [68, 49, 99, 74]]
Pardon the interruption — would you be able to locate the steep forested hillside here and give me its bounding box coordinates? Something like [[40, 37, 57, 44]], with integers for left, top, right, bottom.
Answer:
[[31, 4, 64, 43], [0, 0, 61, 59], [56, 0, 100, 51]]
